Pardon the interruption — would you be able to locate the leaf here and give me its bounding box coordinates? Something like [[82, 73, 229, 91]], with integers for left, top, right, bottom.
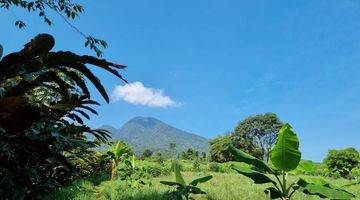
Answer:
[[188, 186, 207, 194], [160, 181, 183, 187], [264, 187, 282, 199], [297, 178, 355, 199], [189, 175, 213, 186], [229, 145, 274, 173], [174, 163, 186, 186], [269, 124, 301, 172], [0, 44, 3, 59], [291, 160, 315, 175], [343, 179, 360, 187], [232, 166, 276, 184], [20, 34, 54, 56]]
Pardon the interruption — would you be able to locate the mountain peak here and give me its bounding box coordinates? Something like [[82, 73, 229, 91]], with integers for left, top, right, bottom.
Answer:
[[100, 116, 210, 154], [127, 116, 161, 128]]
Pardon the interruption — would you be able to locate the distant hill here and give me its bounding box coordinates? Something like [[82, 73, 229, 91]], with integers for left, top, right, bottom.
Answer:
[[100, 116, 210, 154]]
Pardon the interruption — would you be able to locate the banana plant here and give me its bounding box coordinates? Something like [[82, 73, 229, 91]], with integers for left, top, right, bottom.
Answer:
[[160, 163, 213, 200], [229, 124, 356, 200], [117, 154, 147, 188], [106, 141, 133, 180]]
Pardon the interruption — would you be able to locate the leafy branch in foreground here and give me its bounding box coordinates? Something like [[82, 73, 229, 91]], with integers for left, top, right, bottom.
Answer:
[[1, 0, 107, 56], [0, 33, 126, 199], [229, 124, 356, 200], [160, 163, 212, 200]]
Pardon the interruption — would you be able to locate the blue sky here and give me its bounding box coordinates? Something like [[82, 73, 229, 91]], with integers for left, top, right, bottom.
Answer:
[[1, 0, 360, 161]]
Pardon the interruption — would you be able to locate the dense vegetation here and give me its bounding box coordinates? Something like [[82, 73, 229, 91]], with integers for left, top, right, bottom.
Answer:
[[0, 34, 126, 199], [1, 2, 360, 200]]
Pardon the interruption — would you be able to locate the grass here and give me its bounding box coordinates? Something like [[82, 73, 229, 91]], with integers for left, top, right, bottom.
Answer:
[[42, 172, 360, 200]]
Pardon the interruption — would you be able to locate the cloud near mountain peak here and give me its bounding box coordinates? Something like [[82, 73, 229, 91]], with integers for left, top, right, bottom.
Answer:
[[111, 82, 177, 107]]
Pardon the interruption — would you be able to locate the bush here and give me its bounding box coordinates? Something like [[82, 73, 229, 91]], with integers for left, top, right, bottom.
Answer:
[[351, 167, 360, 179], [324, 148, 360, 178], [170, 160, 183, 172], [155, 152, 165, 165], [192, 159, 201, 172], [208, 162, 220, 172], [137, 160, 170, 177]]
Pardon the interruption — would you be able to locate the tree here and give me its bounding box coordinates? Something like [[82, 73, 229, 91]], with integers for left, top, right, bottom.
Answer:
[[167, 143, 177, 159], [141, 148, 153, 159], [1, 0, 107, 56], [209, 135, 234, 163], [201, 152, 206, 160], [324, 148, 360, 178], [181, 148, 199, 160], [155, 152, 165, 165], [0, 34, 126, 199], [232, 113, 283, 162]]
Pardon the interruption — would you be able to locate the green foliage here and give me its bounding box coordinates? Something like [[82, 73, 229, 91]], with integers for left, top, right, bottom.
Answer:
[[155, 152, 166, 165], [0, 34, 126, 199], [209, 135, 235, 163], [269, 124, 301, 172], [1, 0, 107, 57], [141, 161, 170, 177], [230, 124, 356, 199], [105, 141, 133, 180], [171, 160, 184, 172], [181, 148, 199, 160], [324, 148, 360, 178], [160, 163, 212, 200], [117, 155, 147, 188], [350, 167, 360, 179], [192, 158, 201, 172], [208, 162, 221, 172], [232, 113, 283, 162], [290, 160, 316, 175], [141, 148, 153, 159]]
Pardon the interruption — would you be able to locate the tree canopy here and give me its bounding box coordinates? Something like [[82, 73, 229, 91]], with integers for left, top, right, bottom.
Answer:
[[232, 113, 283, 162], [324, 148, 360, 178]]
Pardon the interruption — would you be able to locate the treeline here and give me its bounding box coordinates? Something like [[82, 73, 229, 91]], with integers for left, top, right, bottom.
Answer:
[[207, 113, 360, 179]]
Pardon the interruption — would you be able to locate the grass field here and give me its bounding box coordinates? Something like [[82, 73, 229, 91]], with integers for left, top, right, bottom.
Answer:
[[42, 172, 360, 200]]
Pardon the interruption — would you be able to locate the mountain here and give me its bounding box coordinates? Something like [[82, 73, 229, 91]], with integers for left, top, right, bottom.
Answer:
[[100, 116, 210, 154]]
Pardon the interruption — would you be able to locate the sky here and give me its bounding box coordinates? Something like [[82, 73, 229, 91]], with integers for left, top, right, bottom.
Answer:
[[1, 0, 360, 161]]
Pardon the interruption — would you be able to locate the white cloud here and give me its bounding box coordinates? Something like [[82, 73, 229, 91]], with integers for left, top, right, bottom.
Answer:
[[111, 82, 177, 107]]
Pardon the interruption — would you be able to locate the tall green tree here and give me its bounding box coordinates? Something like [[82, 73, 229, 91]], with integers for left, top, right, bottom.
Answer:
[[232, 113, 283, 162], [140, 148, 153, 159], [324, 148, 360, 178]]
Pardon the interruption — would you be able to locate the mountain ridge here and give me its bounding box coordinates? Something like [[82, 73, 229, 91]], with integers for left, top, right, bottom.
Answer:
[[100, 116, 210, 154]]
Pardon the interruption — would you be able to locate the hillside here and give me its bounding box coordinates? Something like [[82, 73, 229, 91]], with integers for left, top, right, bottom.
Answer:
[[100, 116, 210, 154]]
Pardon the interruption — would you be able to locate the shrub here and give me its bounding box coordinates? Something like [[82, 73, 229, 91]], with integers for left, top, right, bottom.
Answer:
[[192, 158, 201, 172], [170, 160, 183, 172], [208, 162, 220, 172], [351, 167, 360, 179], [160, 163, 212, 200], [141, 162, 169, 177], [155, 152, 165, 165], [324, 147, 360, 178]]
